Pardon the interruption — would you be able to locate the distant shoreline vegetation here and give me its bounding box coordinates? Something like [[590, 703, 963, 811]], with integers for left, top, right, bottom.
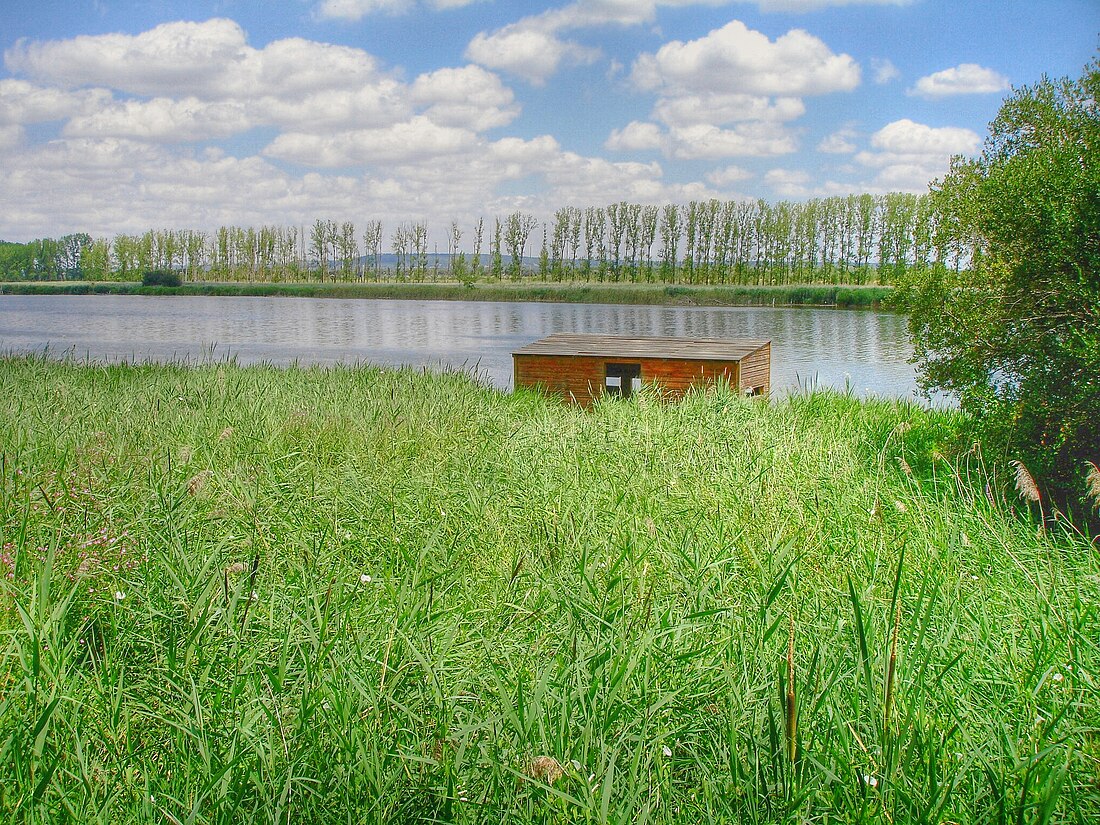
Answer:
[[0, 193, 962, 289], [0, 280, 892, 308]]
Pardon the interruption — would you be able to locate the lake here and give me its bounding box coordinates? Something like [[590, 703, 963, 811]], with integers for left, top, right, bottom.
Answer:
[[0, 294, 939, 401]]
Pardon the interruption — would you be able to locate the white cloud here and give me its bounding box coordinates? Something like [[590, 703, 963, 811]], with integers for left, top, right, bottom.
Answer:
[[863, 118, 980, 157], [251, 83, 411, 133], [462, 1, 734, 84], [0, 124, 23, 151], [668, 122, 797, 159], [705, 164, 754, 187], [4, 20, 383, 101], [608, 119, 796, 159], [316, 0, 412, 19], [854, 118, 980, 191], [818, 127, 857, 154], [410, 65, 520, 130], [464, 23, 599, 85], [62, 97, 251, 142], [263, 117, 479, 166], [764, 167, 811, 196], [653, 93, 805, 127], [605, 121, 665, 152], [871, 57, 899, 85], [752, 0, 913, 10], [609, 20, 857, 162], [0, 79, 113, 124], [909, 63, 1010, 98], [631, 20, 860, 97], [315, 0, 480, 20]]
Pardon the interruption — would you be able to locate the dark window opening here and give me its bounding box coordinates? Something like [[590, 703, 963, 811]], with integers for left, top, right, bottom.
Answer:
[[605, 363, 642, 398]]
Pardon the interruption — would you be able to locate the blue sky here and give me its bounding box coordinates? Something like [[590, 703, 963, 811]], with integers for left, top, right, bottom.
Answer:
[[0, 0, 1095, 242]]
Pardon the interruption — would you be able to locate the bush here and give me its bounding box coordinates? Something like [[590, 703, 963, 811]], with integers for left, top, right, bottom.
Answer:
[[141, 269, 182, 287], [899, 57, 1100, 510]]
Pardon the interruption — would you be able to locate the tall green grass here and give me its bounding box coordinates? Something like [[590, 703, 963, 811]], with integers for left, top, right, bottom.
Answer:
[[0, 357, 1096, 823]]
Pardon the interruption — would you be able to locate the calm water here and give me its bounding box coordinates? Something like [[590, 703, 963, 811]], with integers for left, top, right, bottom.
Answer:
[[0, 294, 938, 401]]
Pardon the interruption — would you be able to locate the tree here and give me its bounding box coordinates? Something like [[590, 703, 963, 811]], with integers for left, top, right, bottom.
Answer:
[[900, 57, 1100, 507]]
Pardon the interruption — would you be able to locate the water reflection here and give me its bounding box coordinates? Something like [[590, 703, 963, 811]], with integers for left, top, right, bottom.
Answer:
[[0, 294, 938, 401]]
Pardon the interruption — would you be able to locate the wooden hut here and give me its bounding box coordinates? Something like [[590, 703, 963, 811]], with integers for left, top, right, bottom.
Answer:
[[513, 333, 770, 406]]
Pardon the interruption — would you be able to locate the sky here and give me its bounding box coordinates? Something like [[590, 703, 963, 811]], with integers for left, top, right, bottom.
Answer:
[[0, 0, 1096, 244]]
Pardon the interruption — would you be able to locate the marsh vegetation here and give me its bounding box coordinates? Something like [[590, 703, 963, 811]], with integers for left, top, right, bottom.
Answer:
[[1, 358, 1096, 822]]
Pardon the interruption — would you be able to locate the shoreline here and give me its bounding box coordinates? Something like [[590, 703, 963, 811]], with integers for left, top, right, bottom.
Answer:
[[0, 279, 893, 309]]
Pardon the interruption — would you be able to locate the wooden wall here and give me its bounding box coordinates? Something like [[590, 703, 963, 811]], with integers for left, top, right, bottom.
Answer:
[[738, 342, 770, 396], [514, 347, 770, 405]]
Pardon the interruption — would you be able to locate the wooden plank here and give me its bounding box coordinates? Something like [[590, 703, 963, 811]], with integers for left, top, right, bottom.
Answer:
[[513, 333, 770, 362]]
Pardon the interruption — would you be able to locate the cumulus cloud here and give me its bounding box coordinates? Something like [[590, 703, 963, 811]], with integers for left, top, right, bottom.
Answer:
[[316, 0, 413, 18], [62, 97, 251, 142], [653, 93, 805, 127], [263, 117, 479, 167], [315, 0, 480, 21], [705, 164, 754, 187], [854, 118, 980, 191], [909, 63, 1010, 98], [818, 127, 857, 154], [631, 20, 860, 97], [667, 122, 797, 159], [3, 22, 519, 147], [4, 20, 382, 100], [462, 1, 735, 84], [410, 65, 520, 130], [871, 57, 899, 85], [608, 20, 857, 160], [752, 0, 913, 10], [605, 121, 665, 152], [764, 167, 811, 196], [0, 79, 113, 124], [0, 124, 23, 151], [465, 23, 599, 85]]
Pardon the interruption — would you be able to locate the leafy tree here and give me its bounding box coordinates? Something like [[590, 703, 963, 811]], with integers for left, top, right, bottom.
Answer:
[[900, 58, 1100, 506], [0, 241, 30, 279]]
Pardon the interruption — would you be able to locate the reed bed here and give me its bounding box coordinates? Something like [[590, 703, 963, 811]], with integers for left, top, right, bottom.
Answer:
[[0, 356, 1096, 823], [0, 280, 890, 309]]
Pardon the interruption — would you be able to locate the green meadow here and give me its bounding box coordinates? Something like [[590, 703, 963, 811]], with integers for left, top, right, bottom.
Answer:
[[0, 357, 1096, 823]]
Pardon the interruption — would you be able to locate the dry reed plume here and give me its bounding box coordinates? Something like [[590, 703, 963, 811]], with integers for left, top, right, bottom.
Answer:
[[1010, 460, 1041, 503], [1086, 461, 1100, 508], [526, 756, 564, 784]]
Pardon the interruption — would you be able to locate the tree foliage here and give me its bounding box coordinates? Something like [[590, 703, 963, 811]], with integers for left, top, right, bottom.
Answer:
[[900, 58, 1100, 505]]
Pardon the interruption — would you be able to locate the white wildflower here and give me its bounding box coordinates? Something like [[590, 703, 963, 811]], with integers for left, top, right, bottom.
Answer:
[[114, 590, 125, 600]]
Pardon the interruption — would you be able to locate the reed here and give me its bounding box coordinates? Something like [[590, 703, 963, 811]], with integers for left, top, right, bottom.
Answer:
[[0, 355, 1096, 823]]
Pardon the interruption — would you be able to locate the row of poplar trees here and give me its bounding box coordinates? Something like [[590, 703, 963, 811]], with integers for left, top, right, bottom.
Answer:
[[24, 192, 968, 286]]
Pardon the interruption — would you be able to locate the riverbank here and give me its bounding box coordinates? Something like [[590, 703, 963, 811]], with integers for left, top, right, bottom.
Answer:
[[0, 279, 892, 308], [1, 357, 1094, 823]]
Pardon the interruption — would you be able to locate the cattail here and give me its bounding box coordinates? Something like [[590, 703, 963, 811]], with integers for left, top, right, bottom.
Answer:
[[526, 756, 564, 784], [1086, 462, 1100, 508], [786, 615, 797, 765]]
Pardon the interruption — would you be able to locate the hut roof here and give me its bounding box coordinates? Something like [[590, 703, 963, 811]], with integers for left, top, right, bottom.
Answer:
[[512, 333, 770, 362]]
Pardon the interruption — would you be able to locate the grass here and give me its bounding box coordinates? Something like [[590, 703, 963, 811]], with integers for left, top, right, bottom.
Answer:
[[0, 280, 891, 308], [0, 356, 1097, 823]]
